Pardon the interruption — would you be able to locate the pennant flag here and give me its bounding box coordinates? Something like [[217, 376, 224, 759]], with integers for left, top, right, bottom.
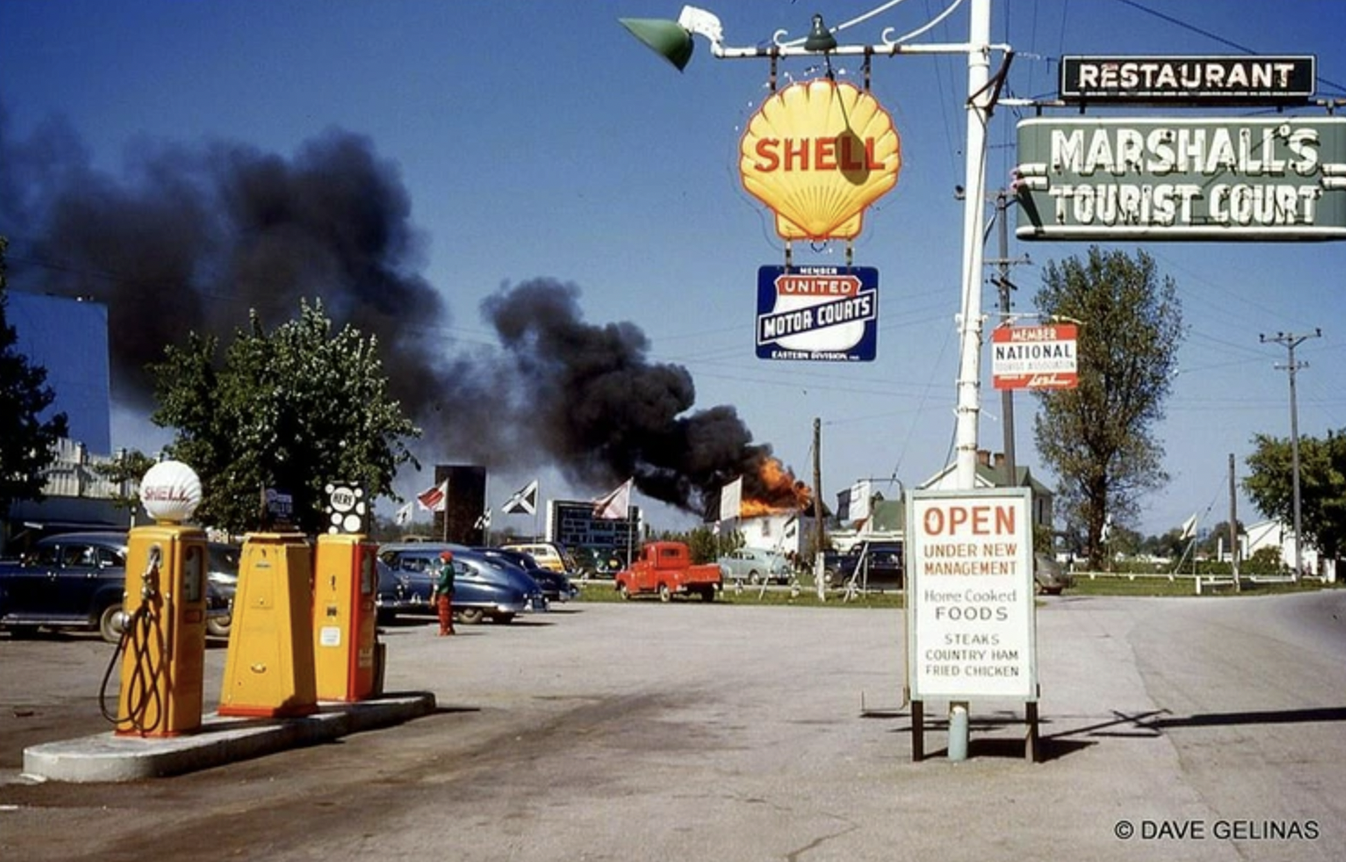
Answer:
[[848, 480, 872, 523], [502, 479, 539, 515], [474, 509, 492, 530], [1180, 512, 1199, 541], [416, 479, 448, 513], [719, 477, 743, 522], [593, 478, 633, 520], [394, 501, 414, 526]]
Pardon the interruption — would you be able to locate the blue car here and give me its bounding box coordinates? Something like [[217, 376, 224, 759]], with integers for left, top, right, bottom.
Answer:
[[0, 531, 230, 643], [475, 547, 578, 603], [377, 543, 546, 625]]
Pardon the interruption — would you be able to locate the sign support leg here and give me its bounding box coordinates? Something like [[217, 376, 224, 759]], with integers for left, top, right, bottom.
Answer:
[[911, 699, 924, 761], [1025, 700, 1040, 762]]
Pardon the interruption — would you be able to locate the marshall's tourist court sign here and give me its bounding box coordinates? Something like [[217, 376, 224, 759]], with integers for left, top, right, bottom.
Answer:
[[1014, 116, 1346, 241]]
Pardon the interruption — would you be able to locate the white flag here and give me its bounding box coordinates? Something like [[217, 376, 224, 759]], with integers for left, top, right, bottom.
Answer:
[[1180, 512, 1199, 541], [719, 477, 743, 521], [416, 479, 448, 513], [502, 479, 539, 515], [474, 509, 491, 530], [593, 479, 633, 520], [394, 501, 414, 526]]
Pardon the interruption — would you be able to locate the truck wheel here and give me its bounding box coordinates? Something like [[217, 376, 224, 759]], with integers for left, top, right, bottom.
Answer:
[[617, 582, 631, 600], [98, 603, 123, 645], [658, 583, 672, 603], [700, 586, 715, 602]]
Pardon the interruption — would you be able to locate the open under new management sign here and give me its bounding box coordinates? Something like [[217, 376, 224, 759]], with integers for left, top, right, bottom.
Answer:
[[907, 488, 1037, 701], [1014, 116, 1346, 240]]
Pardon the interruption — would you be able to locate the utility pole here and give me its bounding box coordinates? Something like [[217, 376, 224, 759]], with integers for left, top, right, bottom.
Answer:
[[986, 188, 1030, 485], [1260, 329, 1321, 583], [1228, 453, 1240, 593], [812, 418, 826, 601]]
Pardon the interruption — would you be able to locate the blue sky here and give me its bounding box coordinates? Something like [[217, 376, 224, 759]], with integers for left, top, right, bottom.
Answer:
[[3, 0, 1345, 537]]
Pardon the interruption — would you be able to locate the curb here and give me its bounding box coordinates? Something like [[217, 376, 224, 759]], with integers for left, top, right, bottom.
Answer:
[[22, 692, 437, 783]]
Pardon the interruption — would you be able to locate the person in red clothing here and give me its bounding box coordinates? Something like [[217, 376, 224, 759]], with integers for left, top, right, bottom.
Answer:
[[432, 550, 456, 636]]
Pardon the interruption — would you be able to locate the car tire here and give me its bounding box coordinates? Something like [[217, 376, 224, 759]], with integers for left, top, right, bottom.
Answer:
[[207, 614, 232, 639], [748, 571, 761, 586], [457, 608, 485, 625], [658, 583, 672, 603], [98, 603, 123, 645], [700, 586, 715, 602], [617, 582, 631, 600]]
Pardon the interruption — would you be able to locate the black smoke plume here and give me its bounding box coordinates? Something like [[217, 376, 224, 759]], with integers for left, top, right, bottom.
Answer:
[[0, 106, 795, 514]]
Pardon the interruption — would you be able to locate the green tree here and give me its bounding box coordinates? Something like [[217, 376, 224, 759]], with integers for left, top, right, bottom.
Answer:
[[91, 449, 160, 512], [0, 237, 70, 516], [1244, 430, 1346, 565], [151, 300, 420, 534], [1033, 247, 1184, 569]]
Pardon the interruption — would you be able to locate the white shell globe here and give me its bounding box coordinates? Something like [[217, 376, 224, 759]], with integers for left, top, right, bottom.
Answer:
[[140, 460, 203, 523]]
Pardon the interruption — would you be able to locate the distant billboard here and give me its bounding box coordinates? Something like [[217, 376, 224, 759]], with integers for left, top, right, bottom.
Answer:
[[1015, 116, 1346, 241]]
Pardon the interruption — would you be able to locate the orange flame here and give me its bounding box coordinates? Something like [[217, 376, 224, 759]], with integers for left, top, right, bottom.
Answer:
[[740, 457, 813, 518]]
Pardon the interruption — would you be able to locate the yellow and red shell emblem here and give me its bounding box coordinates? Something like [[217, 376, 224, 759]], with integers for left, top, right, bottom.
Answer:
[[739, 79, 901, 241]]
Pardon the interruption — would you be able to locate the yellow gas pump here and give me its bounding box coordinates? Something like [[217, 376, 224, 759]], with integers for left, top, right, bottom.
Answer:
[[217, 532, 318, 718], [112, 461, 209, 738], [312, 534, 380, 701]]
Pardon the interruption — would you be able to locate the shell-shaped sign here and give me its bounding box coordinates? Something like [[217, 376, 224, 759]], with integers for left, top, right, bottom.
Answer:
[[140, 460, 203, 523], [740, 79, 902, 240]]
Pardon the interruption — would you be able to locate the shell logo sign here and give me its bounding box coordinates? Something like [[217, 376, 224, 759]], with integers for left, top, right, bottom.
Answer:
[[739, 79, 902, 241]]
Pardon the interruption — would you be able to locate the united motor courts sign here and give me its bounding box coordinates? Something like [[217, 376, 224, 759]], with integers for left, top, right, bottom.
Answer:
[[1014, 116, 1346, 240], [907, 488, 1037, 701]]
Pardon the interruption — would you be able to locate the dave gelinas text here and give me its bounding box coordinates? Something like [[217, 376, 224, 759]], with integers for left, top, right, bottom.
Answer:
[[1113, 819, 1319, 841]]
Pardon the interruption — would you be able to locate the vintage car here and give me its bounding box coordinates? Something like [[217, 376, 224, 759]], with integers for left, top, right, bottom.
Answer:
[[716, 547, 793, 585], [475, 547, 578, 602], [377, 543, 546, 624], [0, 531, 230, 643]]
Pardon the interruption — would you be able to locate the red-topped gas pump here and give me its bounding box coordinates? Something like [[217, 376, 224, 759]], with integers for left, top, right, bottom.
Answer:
[[105, 460, 209, 737]]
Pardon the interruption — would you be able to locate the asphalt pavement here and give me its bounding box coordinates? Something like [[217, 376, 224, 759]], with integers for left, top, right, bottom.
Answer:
[[2, 591, 1344, 861]]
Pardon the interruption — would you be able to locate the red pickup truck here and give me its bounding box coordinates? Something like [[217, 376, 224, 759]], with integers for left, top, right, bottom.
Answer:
[[614, 542, 722, 602]]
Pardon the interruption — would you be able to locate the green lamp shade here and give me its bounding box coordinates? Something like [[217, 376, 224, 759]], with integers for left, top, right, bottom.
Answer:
[[619, 17, 694, 72]]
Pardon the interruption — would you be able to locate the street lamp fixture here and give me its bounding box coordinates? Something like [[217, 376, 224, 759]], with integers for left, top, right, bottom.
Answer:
[[803, 14, 837, 53]]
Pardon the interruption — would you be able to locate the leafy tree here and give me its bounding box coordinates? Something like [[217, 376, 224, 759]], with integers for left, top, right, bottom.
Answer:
[[1244, 430, 1346, 565], [1032, 247, 1184, 568], [151, 300, 420, 534], [0, 237, 70, 516]]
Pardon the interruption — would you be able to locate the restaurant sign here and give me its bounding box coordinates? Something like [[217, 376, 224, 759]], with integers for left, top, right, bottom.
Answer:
[[1059, 55, 1315, 104], [1014, 116, 1346, 241]]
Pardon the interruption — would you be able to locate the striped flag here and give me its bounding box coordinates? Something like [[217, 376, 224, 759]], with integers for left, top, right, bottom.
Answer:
[[416, 479, 448, 513]]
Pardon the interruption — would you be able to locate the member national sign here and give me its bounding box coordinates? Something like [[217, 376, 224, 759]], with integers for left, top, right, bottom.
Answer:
[[756, 265, 878, 361], [1014, 116, 1346, 240], [991, 323, 1078, 390]]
